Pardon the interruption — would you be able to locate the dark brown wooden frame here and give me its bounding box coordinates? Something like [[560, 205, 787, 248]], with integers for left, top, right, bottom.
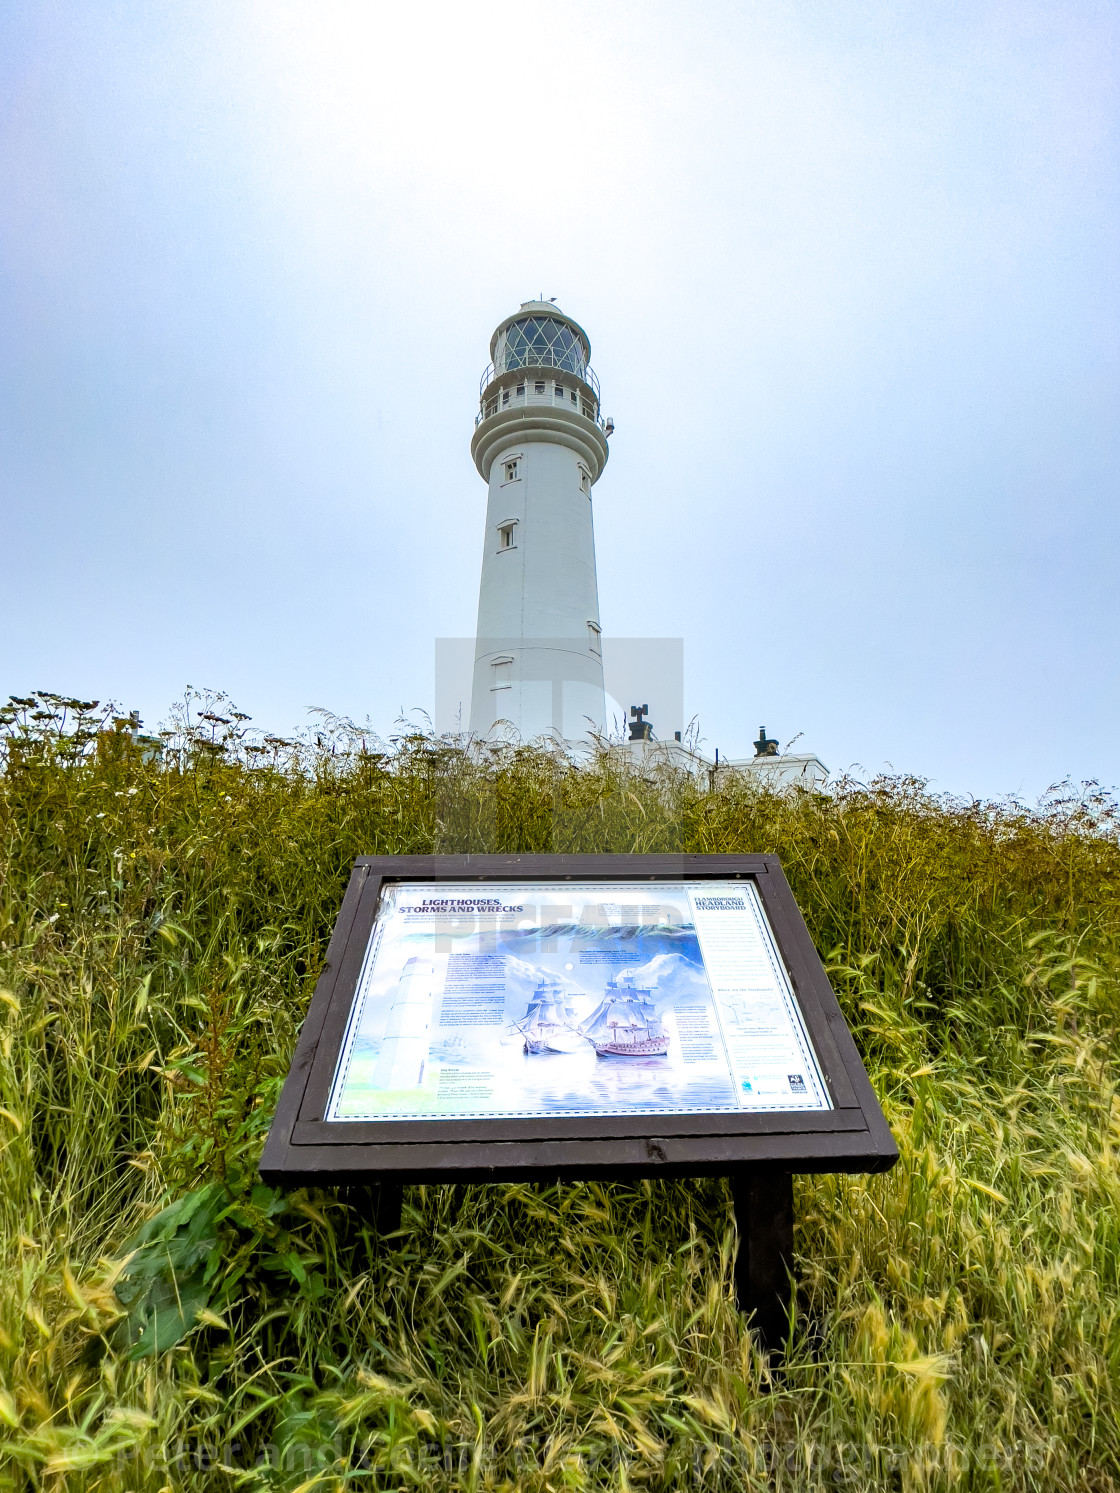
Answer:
[[260, 854, 897, 1187], [260, 854, 897, 1347]]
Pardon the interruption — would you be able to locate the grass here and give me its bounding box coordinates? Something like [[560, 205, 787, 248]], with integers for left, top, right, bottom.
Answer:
[[1, 688, 1118, 1491]]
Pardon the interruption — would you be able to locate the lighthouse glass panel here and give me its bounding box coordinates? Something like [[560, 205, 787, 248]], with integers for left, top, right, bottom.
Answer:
[[497, 317, 587, 379], [324, 881, 833, 1122]]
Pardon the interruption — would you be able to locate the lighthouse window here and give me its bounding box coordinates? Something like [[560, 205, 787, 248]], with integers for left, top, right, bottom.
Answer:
[[582, 398, 597, 419], [501, 317, 587, 379], [501, 389, 510, 406], [570, 390, 578, 404], [491, 658, 513, 690], [578, 465, 591, 495], [534, 380, 545, 394], [516, 383, 524, 396], [502, 458, 520, 483], [554, 383, 564, 398], [498, 522, 517, 550], [587, 621, 601, 654]]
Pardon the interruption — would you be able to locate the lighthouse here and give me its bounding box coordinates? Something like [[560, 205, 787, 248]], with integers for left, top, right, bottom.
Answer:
[[468, 301, 611, 744]]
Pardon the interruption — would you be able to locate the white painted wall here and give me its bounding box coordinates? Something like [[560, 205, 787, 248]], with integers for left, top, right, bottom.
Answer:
[[470, 436, 606, 741], [723, 753, 829, 789], [610, 739, 830, 790]]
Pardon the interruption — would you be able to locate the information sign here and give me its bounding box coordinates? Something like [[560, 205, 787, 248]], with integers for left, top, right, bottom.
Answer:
[[261, 855, 897, 1186], [326, 880, 830, 1123], [261, 854, 897, 1346]]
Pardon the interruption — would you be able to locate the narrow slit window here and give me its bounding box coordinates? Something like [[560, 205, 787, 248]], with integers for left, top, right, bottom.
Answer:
[[503, 458, 520, 483], [578, 465, 591, 495], [587, 621, 601, 655], [491, 658, 513, 691]]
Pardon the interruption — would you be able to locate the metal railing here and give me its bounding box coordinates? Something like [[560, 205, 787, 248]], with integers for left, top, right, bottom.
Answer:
[[479, 360, 600, 404], [476, 362, 604, 430]]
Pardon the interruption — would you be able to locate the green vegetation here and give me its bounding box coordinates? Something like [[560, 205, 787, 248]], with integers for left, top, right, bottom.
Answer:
[[1, 689, 1118, 1491]]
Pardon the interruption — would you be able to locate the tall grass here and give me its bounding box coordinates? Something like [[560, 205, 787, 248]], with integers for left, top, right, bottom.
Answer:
[[1, 690, 1118, 1491]]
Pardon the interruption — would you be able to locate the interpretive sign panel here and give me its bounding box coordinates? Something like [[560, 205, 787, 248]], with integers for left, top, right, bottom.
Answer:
[[260, 855, 898, 1187], [326, 880, 830, 1123]]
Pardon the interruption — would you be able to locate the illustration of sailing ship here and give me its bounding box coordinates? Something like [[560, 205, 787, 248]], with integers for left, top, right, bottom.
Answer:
[[579, 972, 669, 1058], [516, 976, 583, 1055]]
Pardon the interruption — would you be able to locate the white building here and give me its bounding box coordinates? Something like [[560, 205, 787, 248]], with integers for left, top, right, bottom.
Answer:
[[465, 300, 828, 790], [610, 737, 829, 791], [468, 301, 610, 743]]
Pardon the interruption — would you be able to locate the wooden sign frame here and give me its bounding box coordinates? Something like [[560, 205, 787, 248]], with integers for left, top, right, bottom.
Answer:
[[260, 853, 897, 1187], [260, 853, 897, 1346]]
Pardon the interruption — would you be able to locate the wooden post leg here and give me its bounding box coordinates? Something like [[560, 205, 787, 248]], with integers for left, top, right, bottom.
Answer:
[[373, 1180, 403, 1235], [344, 1181, 403, 1236], [730, 1170, 794, 1350]]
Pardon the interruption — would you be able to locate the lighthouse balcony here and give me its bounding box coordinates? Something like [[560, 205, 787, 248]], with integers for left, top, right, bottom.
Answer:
[[476, 364, 604, 430]]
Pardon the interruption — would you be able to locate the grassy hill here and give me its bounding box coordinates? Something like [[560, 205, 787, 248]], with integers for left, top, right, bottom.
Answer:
[[1, 691, 1118, 1491]]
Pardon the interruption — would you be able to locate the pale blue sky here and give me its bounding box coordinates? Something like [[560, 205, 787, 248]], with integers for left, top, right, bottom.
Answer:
[[1, 1, 1117, 799]]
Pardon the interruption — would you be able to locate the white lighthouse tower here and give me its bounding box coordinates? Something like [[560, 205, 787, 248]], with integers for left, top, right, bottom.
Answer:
[[468, 301, 611, 744]]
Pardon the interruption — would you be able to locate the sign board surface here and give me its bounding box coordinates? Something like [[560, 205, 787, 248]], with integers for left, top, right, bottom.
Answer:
[[260, 855, 898, 1186], [327, 880, 830, 1122]]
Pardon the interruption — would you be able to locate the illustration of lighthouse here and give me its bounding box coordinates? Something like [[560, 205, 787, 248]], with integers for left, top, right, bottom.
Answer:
[[371, 957, 433, 1089], [469, 301, 612, 744]]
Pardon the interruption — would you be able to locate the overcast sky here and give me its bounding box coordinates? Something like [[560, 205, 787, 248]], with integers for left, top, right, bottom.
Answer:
[[1, 1, 1117, 799]]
